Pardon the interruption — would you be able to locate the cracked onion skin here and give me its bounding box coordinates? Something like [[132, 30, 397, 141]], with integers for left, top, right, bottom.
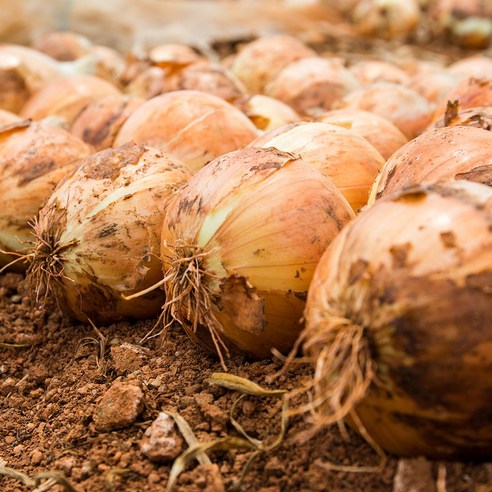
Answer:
[[28, 143, 191, 324], [160, 147, 355, 361], [303, 180, 492, 458], [369, 126, 492, 203], [0, 121, 93, 270]]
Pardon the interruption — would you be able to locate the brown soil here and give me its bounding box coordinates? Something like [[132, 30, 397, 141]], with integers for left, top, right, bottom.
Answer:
[[1, 272, 491, 492]]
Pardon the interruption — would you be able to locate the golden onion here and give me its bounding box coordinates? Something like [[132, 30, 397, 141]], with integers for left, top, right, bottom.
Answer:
[[369, 126, 492, 203], [70, 94, 143, 150], [251, 121, 385, 211], [318, 108, 408, 160], [338, 81, 434, 139], [265, 57, 360, 117], [20, 74, 121, 126], [114, 90, 258, 173], [160, 147, 355, 363], [230, 35, 316, 94], [0, 121, 92, 269], [27, 143, 192, 324], [407, 70, 460, 106], [447, 55, 492, 80], [31, 31, 92, 61], [350, 60, 409, 85], [302, 179, 492, 458]]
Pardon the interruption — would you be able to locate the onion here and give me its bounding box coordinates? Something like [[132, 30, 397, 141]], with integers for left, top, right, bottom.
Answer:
[[433, 104, 492, 132], [0, 108, 21, 126], [114, 90, 258, 173], [148, 43, 205, 68], [318, 108, 408, 160], [0, 121, 92, 269], [233, 94, 300, 131], [89, 45, 126, 84], [433, 77, 492, 121], [251, 122, 385, 211], [70, 94, 144, 150], [407, 70, 460, 106], [126, 62, 246, 102], [27, 143, 192, 324], [350, 60, 409, 85], [265, 57, 360, 117], [301, 179, 492, 458], [230, 35, 316, 94], [31, 31, 93, 61], [447, 55, 492, 80], [351, 0, 420, 39], [428, 0, 492, 49], [20, 74, 121, 126], [338, 81, 434, 139], [160, 147, 354, 362], [369, 126, 492, 203]]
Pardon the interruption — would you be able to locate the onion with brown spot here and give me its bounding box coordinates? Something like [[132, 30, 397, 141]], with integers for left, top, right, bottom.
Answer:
[[160, 147, 354, 365], [251, 121, 385, 211], [369, 126, 492, 203], [301, 179, 492, 459], [114, 90, 258, 173], [27, 143, 192, 324], [0, 121, 92, 269]]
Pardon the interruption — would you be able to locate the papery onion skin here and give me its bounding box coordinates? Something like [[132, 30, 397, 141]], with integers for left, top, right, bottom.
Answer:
[[303, 180, 492, 459], [20, 74, 121, 126], [0, 121, 93, 269], [28, 143, 192, 324], [160, 147, 355, 360], [31, 31, 92, 61], [251, 121, 385, 212], [265, 57, 360, 117], [447, 55, 492, 80], [114, 90, 258, 173], [318, 108, 408, 160], [231, 35, 316, 94], [369, 126, 492, 203], [432, 104, 492, 132], [71, 94, 143, 150], [338, 81, 434, 139]]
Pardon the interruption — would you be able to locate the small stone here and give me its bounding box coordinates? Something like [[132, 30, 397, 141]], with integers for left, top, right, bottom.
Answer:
[[5, 436, 15, 444], [111, 343, 146, 374], [93, 381, 144, 431], [13, 444, 24, 455], [393, 457, 436, 492], [140, 412, 184, 462], [264, 457, 284, 477], [55, 456, 77, 476], [31, 449, 43, 466], [189, 464, 224, 492]]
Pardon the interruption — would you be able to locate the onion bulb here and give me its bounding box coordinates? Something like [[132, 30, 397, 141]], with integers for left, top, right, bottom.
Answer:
[[251, 122, 385, 211], [407, 70, 460, 106], [338, 81, 434, 139], [114, 90, 258, 173], [20, 74, 121, 126], [148, 43, 205, 68], [0, 121, 92, 269], [233, 94, 300, 131], [351, 0, 420, 39], [447, 55, 492, 80], [160, 147, 355, 362], [71, 94, 143, 150], [231, 35, 316, 94], [0, 108, 21, 126], [27, 143, 192, 323], [265, 57, 360, 117], [433, 77, 492, 121], [301, 179, 492, 458], [369, 126, 492, 203], [31, 31, 92, 61], [318, 108, 408, 160], [350, 60, 409, 85]]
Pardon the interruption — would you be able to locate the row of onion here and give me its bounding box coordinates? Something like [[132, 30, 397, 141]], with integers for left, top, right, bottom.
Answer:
[[0, 34, 491, 463]]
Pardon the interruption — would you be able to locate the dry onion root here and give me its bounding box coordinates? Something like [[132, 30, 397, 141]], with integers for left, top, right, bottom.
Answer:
[[27, 143, 192, 324], [160, 147, 355, 365], [301, 179, 492, 459], [251, 121, 385, 212], [70, 94, 143, 150], [114, 90, 258, 173], [0, 121, 92, 270], [369, 126, 492, 203], [318, 108, 408, 160]]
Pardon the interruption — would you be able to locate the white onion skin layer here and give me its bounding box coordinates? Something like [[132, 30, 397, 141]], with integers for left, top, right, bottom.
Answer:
[[28, 144, 191, 324], [304, 180, 492, 459], [161, 147, 355, 360]]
